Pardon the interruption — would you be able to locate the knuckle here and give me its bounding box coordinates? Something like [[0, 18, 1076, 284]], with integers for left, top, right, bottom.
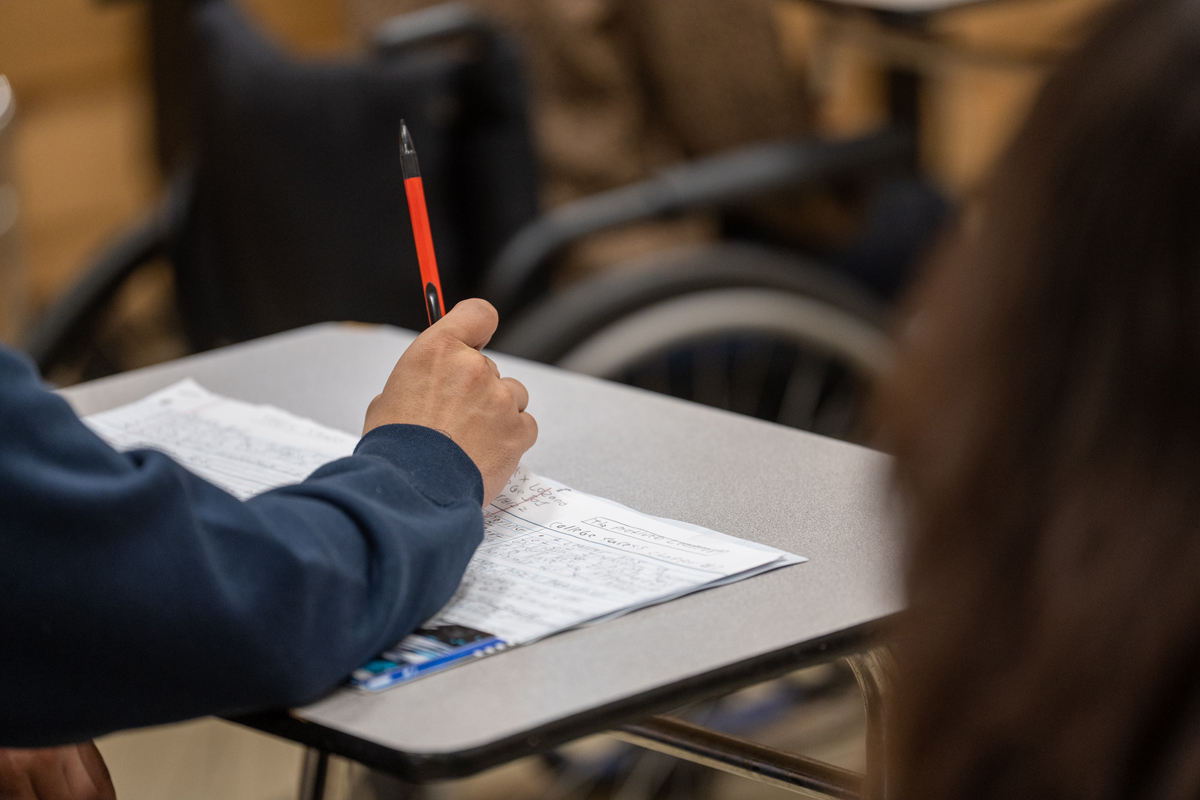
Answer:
[[489, 381, 512, 406], [466, 355, 495, 382]]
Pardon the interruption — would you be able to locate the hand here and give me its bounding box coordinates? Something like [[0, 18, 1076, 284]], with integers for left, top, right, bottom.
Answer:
[[364, 298, 538, 505], [0, 742, 115, 800]]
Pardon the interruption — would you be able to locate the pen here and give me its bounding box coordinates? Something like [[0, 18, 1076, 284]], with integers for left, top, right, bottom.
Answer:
[[400, 120, 445, 325]]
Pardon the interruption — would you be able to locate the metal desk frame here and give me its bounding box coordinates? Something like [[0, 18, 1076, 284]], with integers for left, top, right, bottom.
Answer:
[[290, 647, 893, 800]]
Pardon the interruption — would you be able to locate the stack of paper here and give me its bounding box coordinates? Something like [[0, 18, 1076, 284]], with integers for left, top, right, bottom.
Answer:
[[85, 381, 804, 691]]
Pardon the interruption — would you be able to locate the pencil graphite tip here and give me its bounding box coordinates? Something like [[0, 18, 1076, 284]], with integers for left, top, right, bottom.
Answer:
[[399, 120, 421, 179], [400, 120, 415, 155]]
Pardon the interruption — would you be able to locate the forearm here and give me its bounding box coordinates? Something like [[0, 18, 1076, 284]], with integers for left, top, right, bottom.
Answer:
[[233, 424, 486, 703], [0, 376, 483, 745]]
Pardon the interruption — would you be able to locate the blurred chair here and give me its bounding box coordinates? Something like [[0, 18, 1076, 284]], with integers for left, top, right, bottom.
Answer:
[[24, 0, 538, 369], [349, 0, 825, 278]]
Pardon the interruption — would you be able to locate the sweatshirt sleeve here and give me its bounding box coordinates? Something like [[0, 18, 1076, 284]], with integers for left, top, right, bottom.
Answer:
[[0, 346, 485, 747]]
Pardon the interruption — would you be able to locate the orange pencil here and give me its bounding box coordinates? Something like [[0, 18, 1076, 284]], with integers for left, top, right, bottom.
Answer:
[[400, 120, 445, 325]]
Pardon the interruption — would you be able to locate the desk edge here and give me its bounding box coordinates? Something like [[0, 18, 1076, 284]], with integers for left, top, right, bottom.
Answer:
[[229, 617, 890, 781]]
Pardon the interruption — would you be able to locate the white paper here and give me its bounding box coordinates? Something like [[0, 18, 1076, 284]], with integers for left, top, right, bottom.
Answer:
[[83, 379, 358, 500], [85, 380, 805, 689], [427, 466, 804, 644]]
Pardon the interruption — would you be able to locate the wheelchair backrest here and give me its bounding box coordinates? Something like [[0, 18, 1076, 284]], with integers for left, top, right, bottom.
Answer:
[[174, 0, 539, 349]]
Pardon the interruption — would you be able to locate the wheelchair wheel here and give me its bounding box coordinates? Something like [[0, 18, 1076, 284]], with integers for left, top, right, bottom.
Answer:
[[494, 243, 891, 442]]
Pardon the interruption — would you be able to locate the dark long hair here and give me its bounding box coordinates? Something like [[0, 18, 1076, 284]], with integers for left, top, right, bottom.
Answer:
[[877, 0, 1200, 797]]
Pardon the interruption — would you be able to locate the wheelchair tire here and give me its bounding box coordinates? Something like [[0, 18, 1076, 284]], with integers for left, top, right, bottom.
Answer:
[[494, 243, 891, 441]]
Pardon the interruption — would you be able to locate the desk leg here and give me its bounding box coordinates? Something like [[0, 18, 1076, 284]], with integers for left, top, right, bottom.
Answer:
[[612, 715, 862, 799], [846, 649, 896, 800], [298, 748, 329, 800]]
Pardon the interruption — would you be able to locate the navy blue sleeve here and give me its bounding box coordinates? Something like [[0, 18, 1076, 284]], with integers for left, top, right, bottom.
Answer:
[[0, 346, 485, 747]]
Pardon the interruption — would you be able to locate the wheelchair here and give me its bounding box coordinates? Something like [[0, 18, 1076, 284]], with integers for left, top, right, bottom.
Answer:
[[24, 0, 945, 445]]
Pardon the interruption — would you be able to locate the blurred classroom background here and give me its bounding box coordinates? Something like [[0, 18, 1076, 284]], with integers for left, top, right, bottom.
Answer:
[[0, 0, 1109, 798], [0, 0, 1104, 357]]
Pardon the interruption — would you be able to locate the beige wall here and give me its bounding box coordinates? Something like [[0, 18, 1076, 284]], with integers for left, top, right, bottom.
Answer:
[[0, 0, 348, 327], [777, 0, 1110, 193], [0, 0, 155, 316]]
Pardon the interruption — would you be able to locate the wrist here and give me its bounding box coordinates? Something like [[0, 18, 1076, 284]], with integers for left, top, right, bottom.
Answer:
[[355, 424, 484, 507]]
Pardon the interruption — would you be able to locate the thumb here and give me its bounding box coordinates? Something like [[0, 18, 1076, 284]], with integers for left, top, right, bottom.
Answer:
[[429, 298, 499, 351]]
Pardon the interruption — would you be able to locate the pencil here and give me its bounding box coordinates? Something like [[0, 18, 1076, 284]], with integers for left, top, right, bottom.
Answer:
[[400, 120, 445, 325]]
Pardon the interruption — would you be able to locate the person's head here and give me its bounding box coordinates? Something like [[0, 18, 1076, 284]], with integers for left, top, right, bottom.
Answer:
[[877, 0, 1200, 797]]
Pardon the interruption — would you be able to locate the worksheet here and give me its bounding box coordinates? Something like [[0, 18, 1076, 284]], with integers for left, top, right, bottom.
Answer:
[[83, 379, 358, 499], [84, 381, 804, 691]]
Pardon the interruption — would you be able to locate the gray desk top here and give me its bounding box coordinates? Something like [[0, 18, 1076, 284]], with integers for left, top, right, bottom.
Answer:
[[62, 323, 903, 778]]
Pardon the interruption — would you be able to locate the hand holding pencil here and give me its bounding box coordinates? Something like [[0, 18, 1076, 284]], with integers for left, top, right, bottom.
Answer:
[[364, 299, 538, 506], [388, 122, 537, 503]]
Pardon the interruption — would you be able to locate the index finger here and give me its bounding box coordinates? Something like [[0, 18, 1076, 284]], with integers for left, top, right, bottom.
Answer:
[[429, 298, 499, 351]]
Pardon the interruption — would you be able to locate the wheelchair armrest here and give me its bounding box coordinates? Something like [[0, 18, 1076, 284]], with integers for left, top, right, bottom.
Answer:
[[371, 2, 496, 55], [23, 174, 191, 375], [483, 128, 913, 315], [23, 215, 167, 375]]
